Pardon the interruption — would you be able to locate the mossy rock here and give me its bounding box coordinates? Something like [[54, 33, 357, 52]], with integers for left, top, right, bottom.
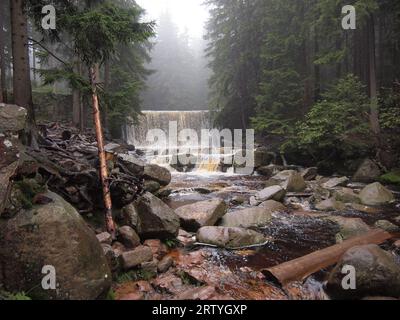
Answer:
[[380, 170, 400, 186]]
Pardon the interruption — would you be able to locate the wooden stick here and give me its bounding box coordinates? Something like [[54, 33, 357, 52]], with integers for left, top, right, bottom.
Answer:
[[262, 229, 395, 286], [89, 65, 116, 238]]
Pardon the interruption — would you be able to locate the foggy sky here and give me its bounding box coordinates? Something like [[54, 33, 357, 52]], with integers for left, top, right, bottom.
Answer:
[[135, 0, 209, 38]]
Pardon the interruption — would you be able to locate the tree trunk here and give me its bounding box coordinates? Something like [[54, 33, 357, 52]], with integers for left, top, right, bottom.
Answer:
[[72, 58, 81, 129], [89, 65, 116, 237], [0, 0, 7, 103], [367, 15, 381, 143]]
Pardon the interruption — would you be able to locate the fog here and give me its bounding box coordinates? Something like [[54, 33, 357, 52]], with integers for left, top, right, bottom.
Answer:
[[135, 0, 209, 38]]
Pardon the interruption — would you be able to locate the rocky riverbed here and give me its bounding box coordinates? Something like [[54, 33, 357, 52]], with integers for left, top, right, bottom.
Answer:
[[1, 104, 400, 300]]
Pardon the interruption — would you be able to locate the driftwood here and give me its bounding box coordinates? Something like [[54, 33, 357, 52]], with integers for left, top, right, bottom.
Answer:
[[22, 122, 144, 216], [262, 228, 396, 286]]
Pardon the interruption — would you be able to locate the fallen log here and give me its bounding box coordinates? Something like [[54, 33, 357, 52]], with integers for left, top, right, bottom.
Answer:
[[262, 228, 396, 286]]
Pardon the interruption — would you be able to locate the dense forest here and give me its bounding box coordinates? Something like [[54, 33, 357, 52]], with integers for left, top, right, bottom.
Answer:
[[206, 0, 400, 174]]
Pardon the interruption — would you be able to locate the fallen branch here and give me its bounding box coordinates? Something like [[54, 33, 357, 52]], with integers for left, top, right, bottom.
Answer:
[[262, 228, 395, 286]]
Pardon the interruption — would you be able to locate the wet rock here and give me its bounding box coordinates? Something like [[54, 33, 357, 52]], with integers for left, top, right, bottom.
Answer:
[[333, 188, 361, 204], [175, 199, 227, 232], [301, 167, 318, 181], [272, 170, 297, 182], [350, 203, 382, 215], [255, 185, 286, 202], [144, 180, 161, 193], [322, 177, 349, 189], [144, 239, 169, 260], [281, 172, 307, 192], [120, 245, 153, 270], [174, 286, 229, 300], [258, 200, 286, 212], [143, 164, 172, 186], [374, 220, 400, 233], [118, 153, 145, 176], [158, 256, 174, 273], [249, 196, 260, 206], [359, 182, 394, 206], [352, 159, 381, 183], [256, 166, 273, 178], [177, 229, 195, 246], [315, 198, 346, 212], [130, 192, 180, 240], [121, 202, 139, 229], [112, 241, 126, 257], [197, 226, 266, 249], [380, 170, 400, 186], [96, 232, 112, 245], [326, 245, 400, 299], [394, 240, 400, 248], [152, 274, 184, 294], [102, 244, 120, 272], [231, 195, 246, 205], [325, 216, 371, 243], [119, 292, 144, 301], [118, 226, 141, 249], [220, 207, 274, 228], [0, 192, 111, 300], [141, 259, 159, 274], [0, 104, 27, 132]]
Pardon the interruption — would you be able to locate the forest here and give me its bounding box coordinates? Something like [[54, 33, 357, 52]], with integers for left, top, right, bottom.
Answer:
[[0, 0, 400, 302]]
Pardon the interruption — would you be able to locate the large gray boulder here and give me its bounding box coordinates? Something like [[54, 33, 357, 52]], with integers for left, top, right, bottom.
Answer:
[[0, 192, 111, 300], [0, 104, 27, 132], [325, 216, 371, 243], [143, 164, 172, 186], [220, 207, 274, 228], [352, 159, 381, 183], [175, 199, 227, 232], [333, 188, 361, 204], [359, 182, 394, 206], [315, 198, 346, 212], [326, 245, 400, 299], [117, 153, 145, 176], [282, 172, 307, 192], [197, 226, 266, 249], [127, 192, 180, 240], [255, 185, 286, 202], [322, 177, 349, 189]]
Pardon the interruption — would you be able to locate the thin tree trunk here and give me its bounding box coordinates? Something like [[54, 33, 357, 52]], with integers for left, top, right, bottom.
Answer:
[[72, 58, 81, 128], [10, 0, 37, 148], [89, 65, 116, 237], [0, 0, 7, 103]]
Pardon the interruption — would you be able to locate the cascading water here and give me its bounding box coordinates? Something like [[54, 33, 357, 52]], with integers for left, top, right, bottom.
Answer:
[[124, 110, 231, 173]]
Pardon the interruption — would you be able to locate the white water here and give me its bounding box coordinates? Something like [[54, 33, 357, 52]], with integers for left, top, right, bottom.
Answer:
[[124, 110, 238, 174]]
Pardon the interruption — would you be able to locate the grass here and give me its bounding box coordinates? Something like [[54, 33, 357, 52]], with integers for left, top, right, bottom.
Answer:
[[116, 269, 157, 284]]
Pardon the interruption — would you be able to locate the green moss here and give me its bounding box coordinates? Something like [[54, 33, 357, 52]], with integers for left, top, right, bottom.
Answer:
[[116, 269, 156, 284], [380, 170, 400, 186], [106, 289, 116, 300], [163, 238, 179, 249], [14, 179, 46, 210], [0, 291, 32, 300]]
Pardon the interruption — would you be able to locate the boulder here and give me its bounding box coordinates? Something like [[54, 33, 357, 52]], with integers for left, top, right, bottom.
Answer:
[[281, 172, 307, 192], [118, 154, 145, 176], [143, 164, 171, 186], [220, 207, 274, 228], [380, 170, 400, 186], [256, 166, 273, 178], [96, 232, 112, 245], [175, 199, 228, 232], [322, 177, 349, 189], [301, 167, 318, 181], [272, 170, 297, 182], [157, 256, 174, 273], [326, 245, 400, 299], [359, 183, 394, 206], [315, 198, 346, 212], [144, 180, 161, 193], [0, 192, 111, 300], [120, 245, 153, 270], [353, 159, 381, 183], [121, 202, 140, 229], [0, 104, 27, 132], [129, 192, 180, 240], [325, 216, 371, 243], [255, 185, 286, 202], [197, 226, 266, 249], [258, 200, 286, 212], [118, 226, 141, 249], [102, 244, 120, 272], [143, 239, 169, 260], [374, 220, 400, 233], [333, 188, 361, 204]]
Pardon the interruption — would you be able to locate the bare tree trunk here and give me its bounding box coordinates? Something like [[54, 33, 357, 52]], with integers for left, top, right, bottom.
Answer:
[[89, 65, 116, 237], [0, 0, 7, 103], [367, 15, 381, 148], [72, 58, 81, 129]]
